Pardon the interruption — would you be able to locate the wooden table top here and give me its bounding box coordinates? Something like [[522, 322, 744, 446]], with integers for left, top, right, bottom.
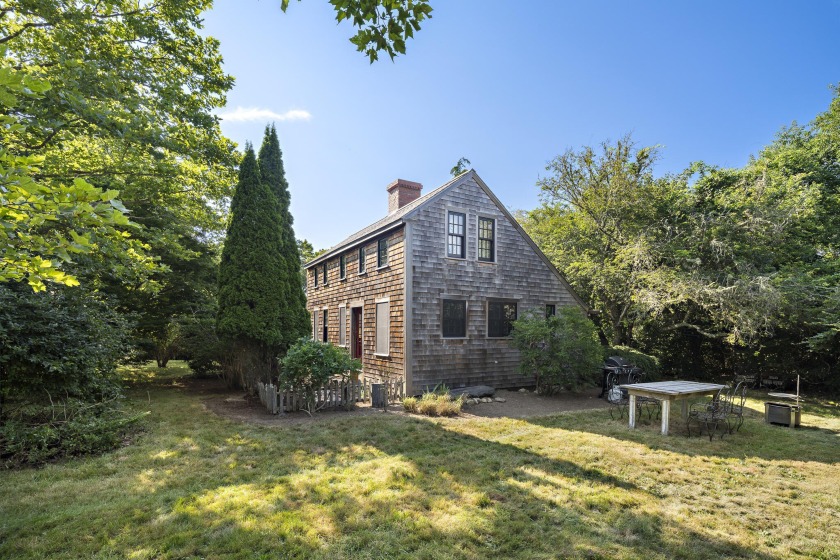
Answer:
[[619, 381, 726, 397]]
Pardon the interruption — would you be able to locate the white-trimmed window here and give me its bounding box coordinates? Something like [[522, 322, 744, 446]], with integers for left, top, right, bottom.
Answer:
[[321, 263, 328, 285], [313, 310, 319, 339], [313, 268, 318, 288], [358, 246, 366, 274], [322, 309, 328, 342], [478, 217, 495, 262], [447, 211, 466, 258], [339, 254, 346, 279], [338, 305, 346, 346], [375, 299, 389, 356]]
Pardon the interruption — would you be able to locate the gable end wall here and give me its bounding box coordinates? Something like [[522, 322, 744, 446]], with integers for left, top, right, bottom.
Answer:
[[407, 176, 579, 391]]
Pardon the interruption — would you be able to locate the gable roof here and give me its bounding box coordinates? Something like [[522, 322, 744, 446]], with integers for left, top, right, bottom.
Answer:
[[304, 171, 467, 268], [304, 170, 588, 310]]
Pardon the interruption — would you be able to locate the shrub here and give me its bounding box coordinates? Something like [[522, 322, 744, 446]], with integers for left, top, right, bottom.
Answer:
[[510, 306, 603, 394], [605, 346, 661, 380], [0, 283, 130, 403], [404, 392, 463, 417], [279, 338, 361, 414], [180, 316, 224, 378], [0, 401, 146, 468]]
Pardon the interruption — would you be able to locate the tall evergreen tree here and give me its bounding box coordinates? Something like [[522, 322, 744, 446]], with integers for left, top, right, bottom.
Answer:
[[257, 125, 310, 353], [217, 144, 286, 388]]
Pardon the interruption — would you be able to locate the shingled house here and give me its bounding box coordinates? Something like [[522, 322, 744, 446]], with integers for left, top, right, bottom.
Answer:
[[304, 170, 586, 394]]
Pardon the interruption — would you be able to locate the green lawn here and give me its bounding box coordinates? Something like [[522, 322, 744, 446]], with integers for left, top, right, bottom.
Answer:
[[1, 371, 838, 559]]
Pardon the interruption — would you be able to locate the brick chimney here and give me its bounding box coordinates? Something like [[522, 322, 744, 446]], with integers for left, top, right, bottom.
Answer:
[[387, 178, 423, 214]]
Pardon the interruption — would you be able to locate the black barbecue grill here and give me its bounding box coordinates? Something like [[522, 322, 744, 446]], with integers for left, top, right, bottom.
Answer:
[[599, 356, 642, 398]]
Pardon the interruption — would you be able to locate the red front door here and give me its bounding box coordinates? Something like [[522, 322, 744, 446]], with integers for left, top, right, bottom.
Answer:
[[351, 307, 363, 360]]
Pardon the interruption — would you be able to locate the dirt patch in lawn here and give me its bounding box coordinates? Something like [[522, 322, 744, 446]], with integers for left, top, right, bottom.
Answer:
[[460, 387, 609, 419], [193, 378, 609, 427]]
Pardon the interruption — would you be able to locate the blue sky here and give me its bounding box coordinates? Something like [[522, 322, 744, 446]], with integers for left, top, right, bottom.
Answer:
[[202, 1, 840, 250]]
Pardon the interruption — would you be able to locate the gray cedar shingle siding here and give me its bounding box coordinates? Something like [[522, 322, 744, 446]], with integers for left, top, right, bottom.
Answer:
[[304, 170, 585, 393], [405, 174, 579, 392]]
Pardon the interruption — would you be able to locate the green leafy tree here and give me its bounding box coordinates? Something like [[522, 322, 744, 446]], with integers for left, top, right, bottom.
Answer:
[[281, 0, 434, 62], [510, 307, 603, 394], [257, 125, 310, 354], [1, 1, 237, 291], [0, 53, 147, 291], [217, 146, 287, 388], [524, 90, 840, 387], [525, 135, 673, 346], [450, 157, 471, 177]]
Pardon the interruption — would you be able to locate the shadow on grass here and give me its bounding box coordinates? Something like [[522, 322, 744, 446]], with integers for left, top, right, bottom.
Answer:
[[5, 382, 828, 559], [526, 404, 840, 465], [121, 414, 782, 559]]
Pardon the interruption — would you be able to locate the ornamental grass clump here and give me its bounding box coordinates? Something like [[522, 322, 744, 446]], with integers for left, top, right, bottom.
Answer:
[[403, 391, 463, 417]]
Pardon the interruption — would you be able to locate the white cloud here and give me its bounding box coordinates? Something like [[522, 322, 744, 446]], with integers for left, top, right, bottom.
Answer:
[[218, 107, 312, 123]]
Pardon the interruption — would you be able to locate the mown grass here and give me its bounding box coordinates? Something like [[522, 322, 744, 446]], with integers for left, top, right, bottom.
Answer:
[[119, 360, 195, 384], [1, 371, 838, 559]]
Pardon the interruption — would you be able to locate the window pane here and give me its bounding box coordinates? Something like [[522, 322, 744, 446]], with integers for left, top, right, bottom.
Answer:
[[442, 300, 466, 338], [322, 264, 328, 284], [339, 254, 346, 278], [447, 212, 466, 258], [478, 217, 495, 262], [339, 307, 346, 345], [376, 301, 389, 354], [378, 238, 388, 267], [546, 304, 556, 318], [488, 301, 516, 337], [313, 268, 318, 288], [322, 309, 328, 342], [359, 246, 366, 273]]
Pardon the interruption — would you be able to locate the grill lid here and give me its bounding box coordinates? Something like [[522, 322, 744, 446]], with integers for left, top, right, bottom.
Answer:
[[604, 356, 632, 369]]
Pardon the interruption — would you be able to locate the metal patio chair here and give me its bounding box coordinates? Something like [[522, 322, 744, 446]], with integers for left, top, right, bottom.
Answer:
[[606, 371, 631, 420], [686, 385, 732, 440], [726, 381, 748, 433]]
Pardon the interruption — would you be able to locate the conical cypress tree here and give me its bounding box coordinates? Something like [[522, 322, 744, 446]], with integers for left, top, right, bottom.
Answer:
[[257, 124, 310, 354], [217, 143, 286, 387]]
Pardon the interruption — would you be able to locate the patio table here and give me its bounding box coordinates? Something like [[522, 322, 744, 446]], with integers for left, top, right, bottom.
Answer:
[[619, 381, 727, 435]]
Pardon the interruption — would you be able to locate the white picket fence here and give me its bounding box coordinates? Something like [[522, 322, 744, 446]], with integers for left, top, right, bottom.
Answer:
[[256, 379, 404, 415]]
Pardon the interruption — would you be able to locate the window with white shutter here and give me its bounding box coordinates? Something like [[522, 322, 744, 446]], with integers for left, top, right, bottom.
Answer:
[[375, 300, 389, 356]]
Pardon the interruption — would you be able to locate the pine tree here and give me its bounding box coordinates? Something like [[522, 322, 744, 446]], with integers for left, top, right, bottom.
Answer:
[[257, 124, 310, 354], [217, 144, 286, 388]]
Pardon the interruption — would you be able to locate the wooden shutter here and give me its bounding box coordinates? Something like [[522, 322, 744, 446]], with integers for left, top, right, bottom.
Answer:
[[339, 306, 346, 346], [375, 301, 389, 355]]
